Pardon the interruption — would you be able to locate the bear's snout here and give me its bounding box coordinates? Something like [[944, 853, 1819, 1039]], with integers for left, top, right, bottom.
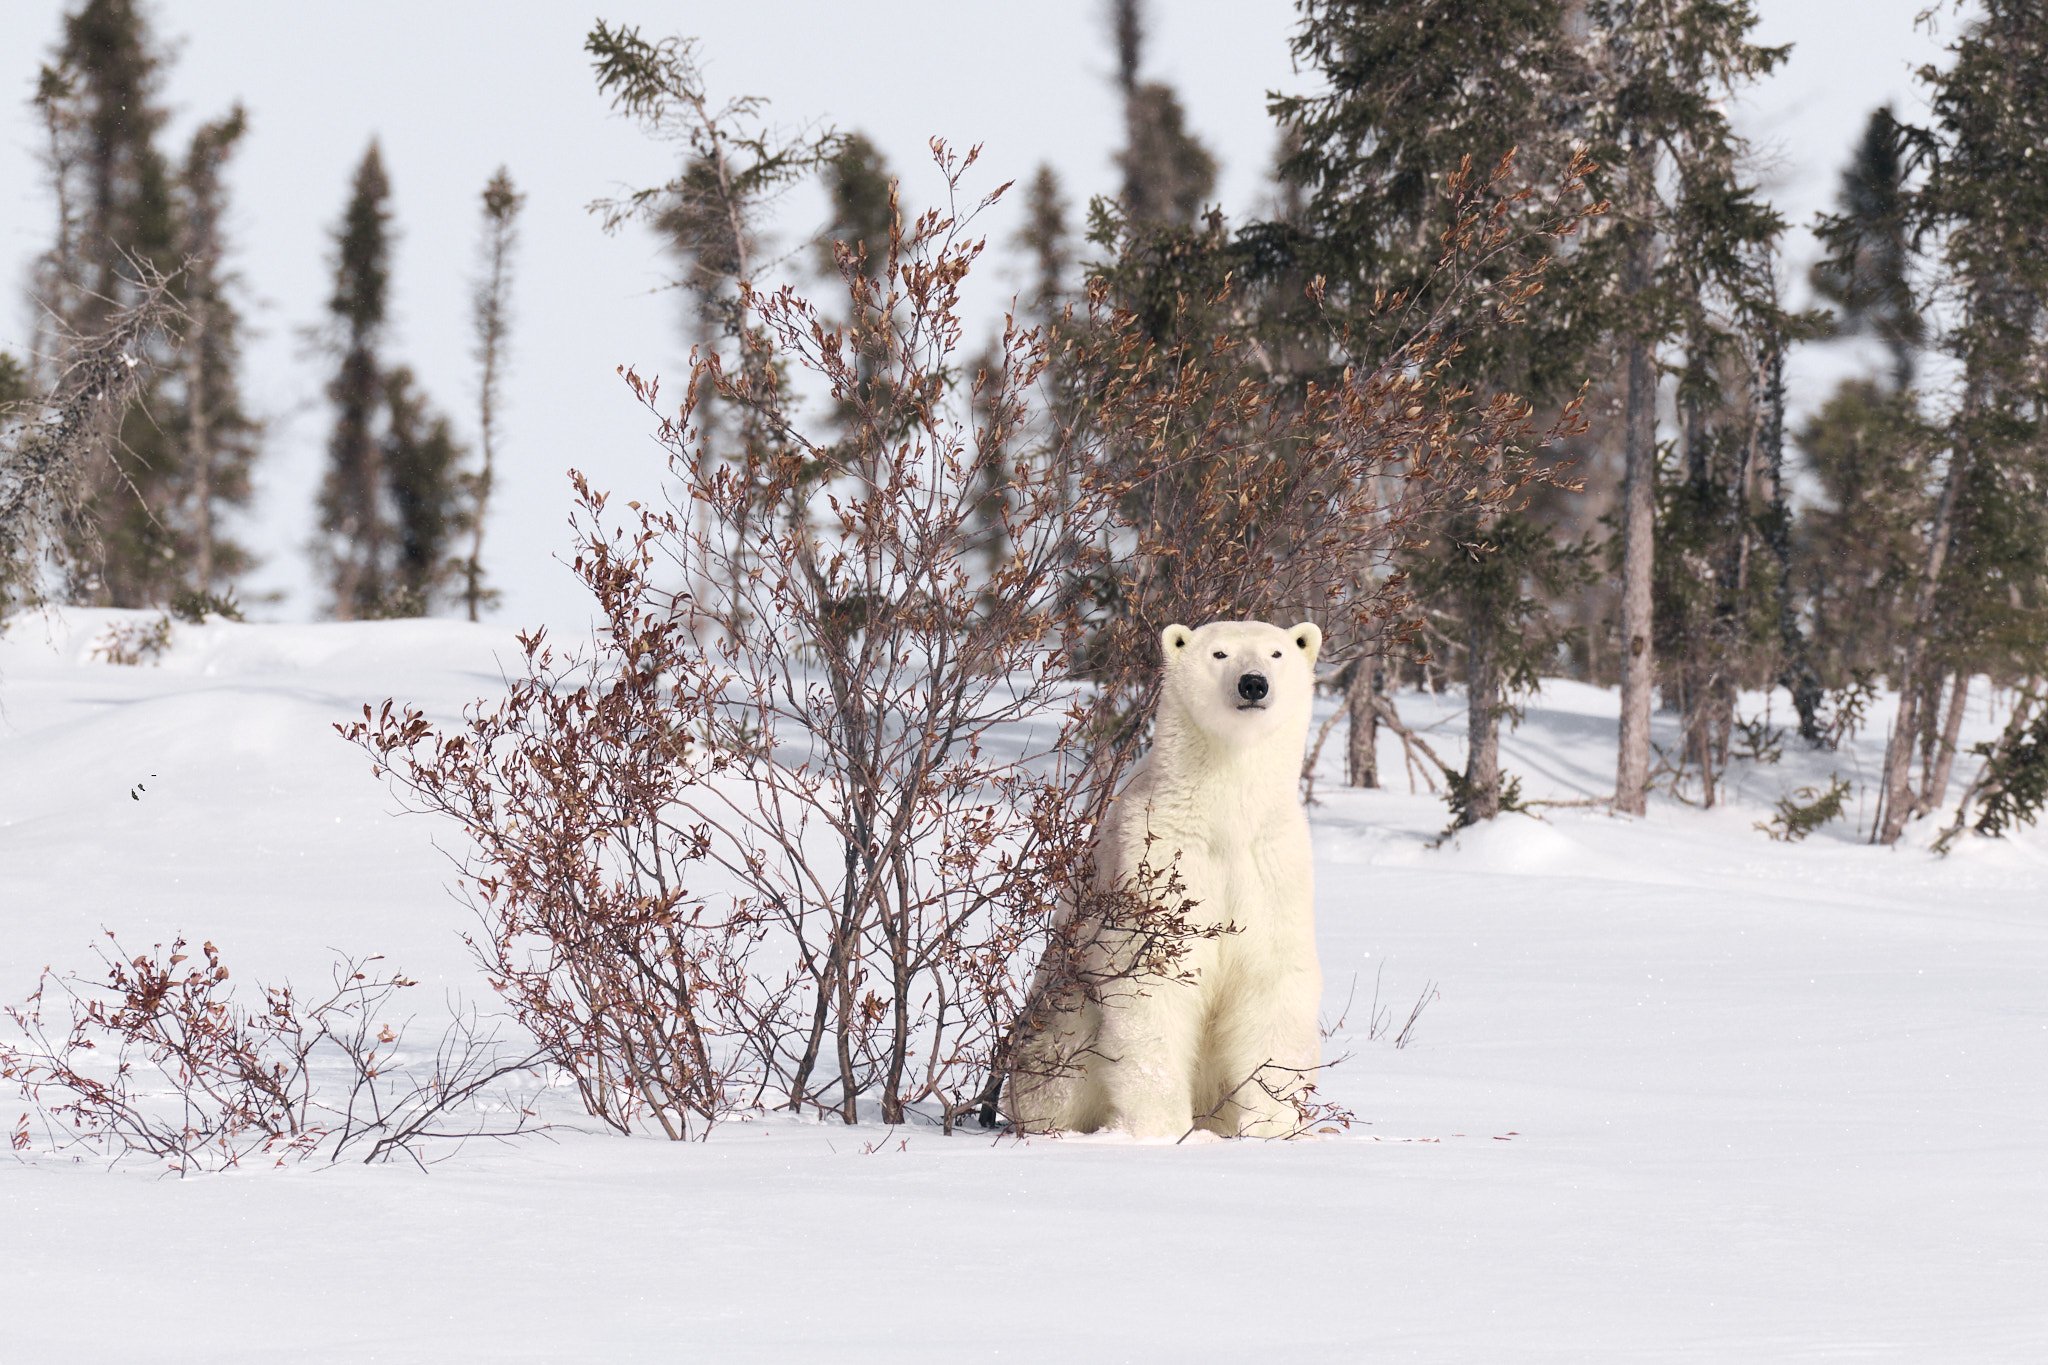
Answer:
[[1236, 672, 1270, 706]]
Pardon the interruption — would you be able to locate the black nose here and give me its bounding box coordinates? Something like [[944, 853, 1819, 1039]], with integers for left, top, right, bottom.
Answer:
[[1237, 672, 1269, 702]]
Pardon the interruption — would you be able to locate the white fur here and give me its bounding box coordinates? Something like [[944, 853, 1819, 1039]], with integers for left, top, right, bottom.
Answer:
[[1011, 619, 1324, 1138]]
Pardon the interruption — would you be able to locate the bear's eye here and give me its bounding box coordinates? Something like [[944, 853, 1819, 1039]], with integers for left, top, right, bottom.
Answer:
[[1211, 650, 1228, 659], [1271, 650, 1282, 659]]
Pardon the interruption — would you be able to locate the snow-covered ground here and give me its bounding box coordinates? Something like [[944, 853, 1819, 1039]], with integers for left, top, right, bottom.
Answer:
[[3, 610, 2043, 1362]]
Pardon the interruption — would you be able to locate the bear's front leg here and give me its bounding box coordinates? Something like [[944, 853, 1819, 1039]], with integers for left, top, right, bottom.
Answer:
[[1090, 971, 1208, 1139], [1203, 965, 1322, 1139]]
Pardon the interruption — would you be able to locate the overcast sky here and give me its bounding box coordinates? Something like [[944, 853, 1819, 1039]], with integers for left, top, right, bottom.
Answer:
[[0, 1, 1950, 625]]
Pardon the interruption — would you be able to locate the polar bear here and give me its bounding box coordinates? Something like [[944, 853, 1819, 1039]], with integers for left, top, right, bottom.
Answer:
[[1006, 618, 1324, 1139]]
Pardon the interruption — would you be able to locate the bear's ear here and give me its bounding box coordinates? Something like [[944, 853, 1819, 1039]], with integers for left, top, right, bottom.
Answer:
[[1290, 622, 1323, 665], [1161, 623, 1193, 659]]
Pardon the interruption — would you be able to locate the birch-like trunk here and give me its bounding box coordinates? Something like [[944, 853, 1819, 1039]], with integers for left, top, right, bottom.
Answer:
[[1917, 672, 1971, 816], [1878, 421, 1972, 844], [1463, 613, 1502, 821], [1346, 661, 1380, 789], [184, 308, 214, 590], [1614, 182, 1659, 817]]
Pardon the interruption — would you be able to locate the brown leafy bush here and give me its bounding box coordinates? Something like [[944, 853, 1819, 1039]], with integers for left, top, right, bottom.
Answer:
[[1065, 148, 1598, 734]]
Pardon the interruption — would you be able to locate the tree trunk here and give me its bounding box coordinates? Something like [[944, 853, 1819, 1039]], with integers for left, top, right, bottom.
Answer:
[[1614, 184, 1659, 817], [1756, 332, 1824, 743], [1878, 416, 1972, 843], [1875, 688, 1921, 843], [463, 360, 494, 622], [1683, 670, 1717, 809], [1917, 672, 1970, 816], [1345, 660, 1380, 789], [1463, 616, 1502, 821], [185, 307, 214, 591]]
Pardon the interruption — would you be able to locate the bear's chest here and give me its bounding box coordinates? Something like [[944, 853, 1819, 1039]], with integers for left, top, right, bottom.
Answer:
[[1134, 791, 1309, 924]]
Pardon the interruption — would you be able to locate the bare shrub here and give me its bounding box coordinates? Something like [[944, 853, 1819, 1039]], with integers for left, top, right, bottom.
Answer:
[[347, 516, 775, 1139], [1178, 1059, 1358, 1143], [351, 146, 1194, 1135], [1392, 980, 1440, 1050], [2, 934, 542, 1172], [1345, 960, 1442, 1051]]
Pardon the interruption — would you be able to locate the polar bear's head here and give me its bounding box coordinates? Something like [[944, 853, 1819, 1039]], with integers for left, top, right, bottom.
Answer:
[[1158, 619, 1322, 745]]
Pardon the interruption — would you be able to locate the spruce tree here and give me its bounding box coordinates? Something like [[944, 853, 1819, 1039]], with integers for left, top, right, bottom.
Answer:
[[1792, 382, 1931, 685], [1812, 107, 1922, 393], [1793, 106, 1934, 716], [1272, 0, 1594, 816], [38, 0, 187, 606], [1876, 1, 2048, 843], [1274, 0, 1588, 352], [49, 0, 179, 333], [382, 366, 468, 614], [1111, 0, 1217, 228], [317, 141, 397, 619], [1802, 102, 1941, 716], [818, 134, 894, 281], [965, 340, 1014, 583], [1579, 0, 1789, 815], [173, 105, 261, 598], [985, 166, 1075, 590], [587, 22, 838, 348], [1016, 165, 1072, 327], [463, 167, 521, 621], [817, 133, 897, 428], [1652, 265, 1802, 805]]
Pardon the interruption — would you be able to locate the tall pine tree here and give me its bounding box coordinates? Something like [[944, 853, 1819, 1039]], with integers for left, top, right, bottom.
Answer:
[[462, 167, 522, 621], [1793, 106, 1933, 708], [1876, 1, 2048, 842], [314, 143, 471, 619], [1111, 0, 1217, 229], [1579, 0, 1789, 815], [317, 141, 397, 619], [382, 365, 469, 614], [173, 105, 261, 598], [585, 23, 841, 619], [1812, 107, 1922, 393], [1274, 0, 1596, 818], [817, 132, 898, 434], [1017, 165, 1073, 327], [37, 0, 187, 606], [818, 134, 895, 280]]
